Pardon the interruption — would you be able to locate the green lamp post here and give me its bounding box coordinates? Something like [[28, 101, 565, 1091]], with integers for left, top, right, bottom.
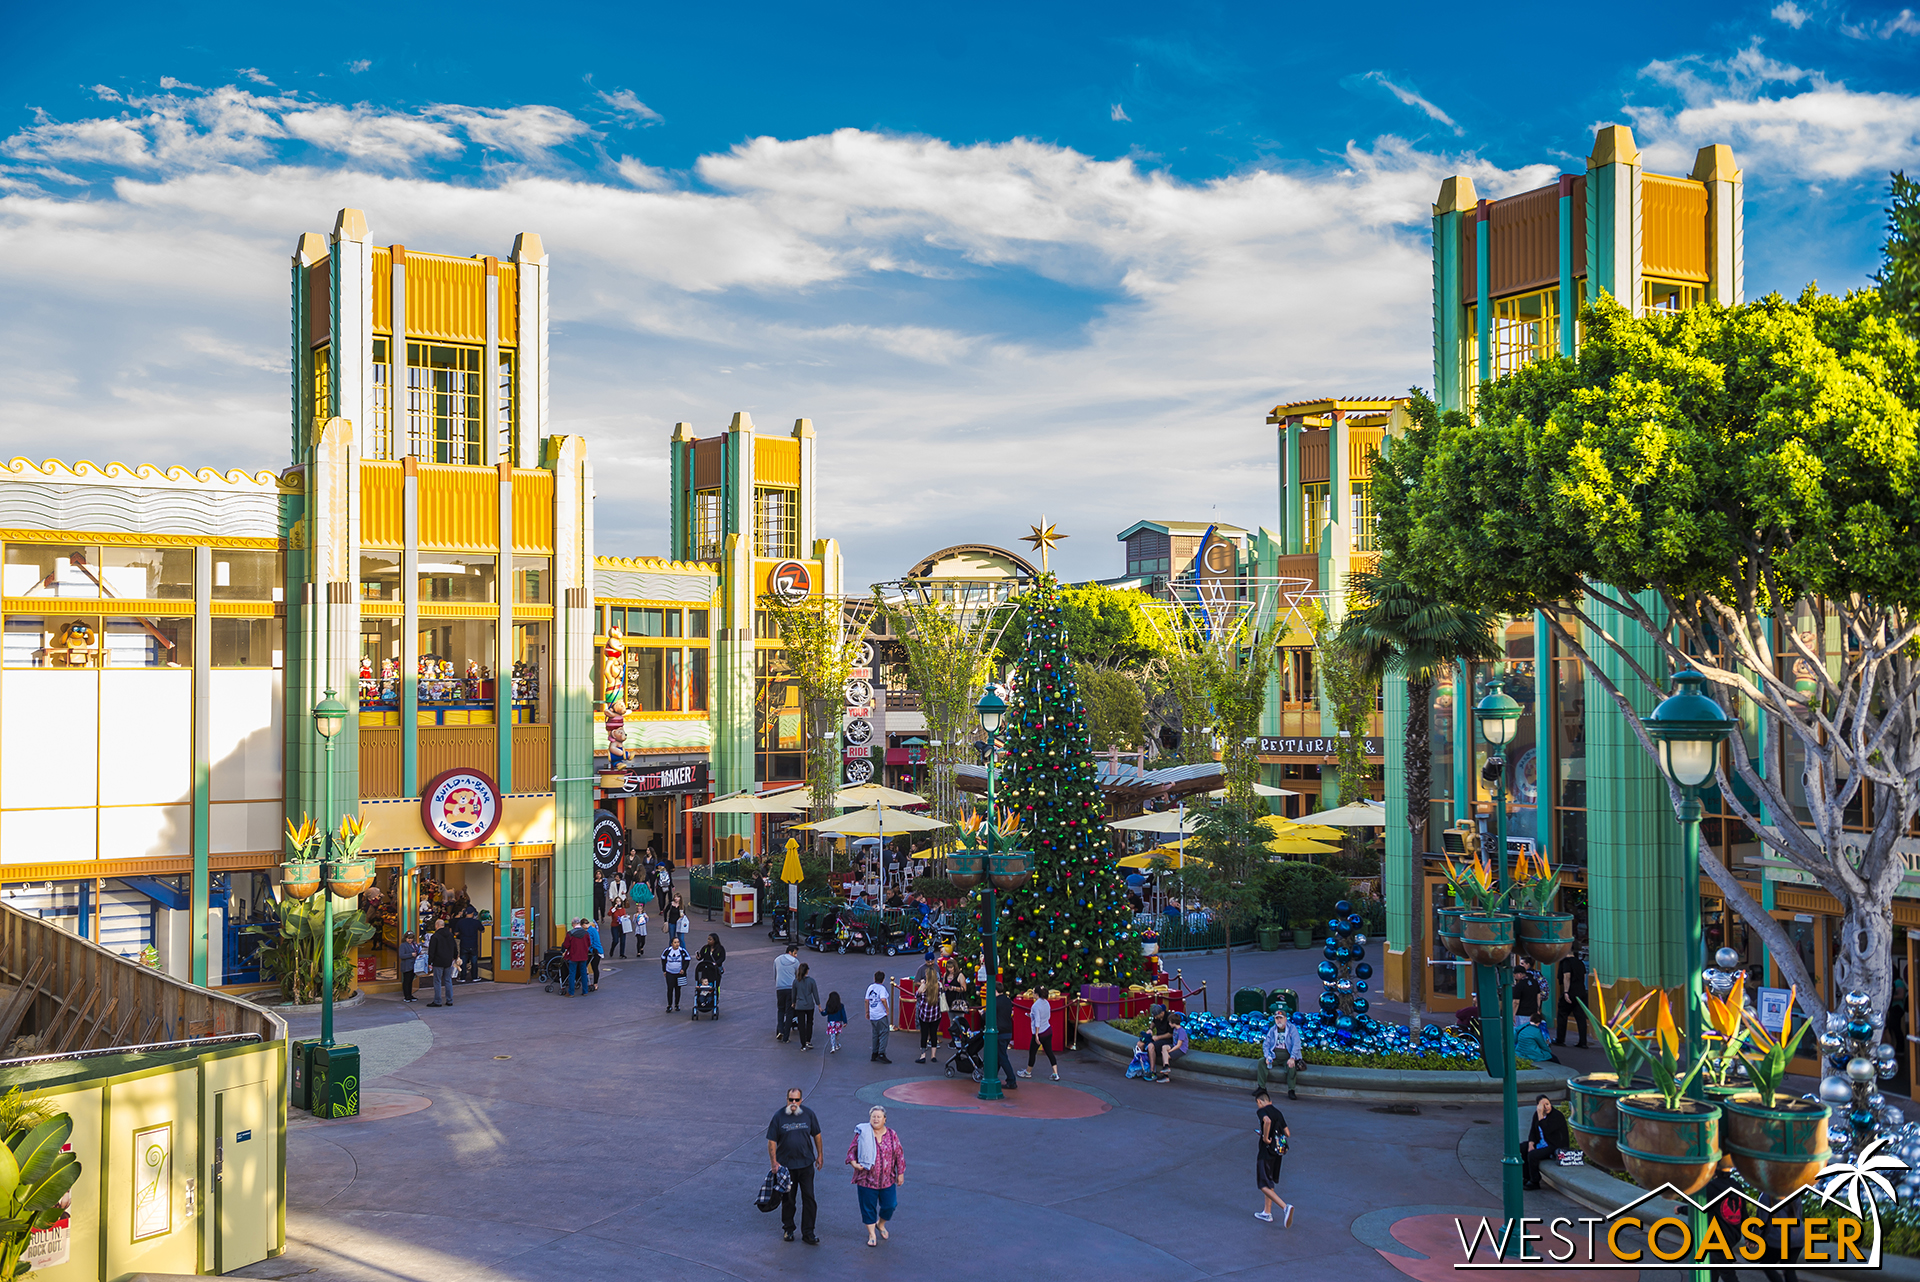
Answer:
[[1645, 669, 1736, 1282], [313, 689, 349, 1048], [1474, 674, 1524, 1239], [975, 685, 1007, 1102]]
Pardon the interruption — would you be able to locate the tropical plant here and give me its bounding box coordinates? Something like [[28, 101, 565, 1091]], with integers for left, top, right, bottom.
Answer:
[[0, 1112, 82, 1281], [1442, 852, 1513, 913], [336, 813, 367, 860], [1512, 850, 1561, 914], [1577, 977, 1656, 1083], [285, 814, 320, 861], [1738, 986, 1817, 1108], [260, 895, 377, 1004], [954, 808, 1024, 853], [1629, 990, 1711, 1110], [1878, 170, 1920, 338], [0, 1091, 53, 1145], [1700, 971, 1752, 1088]]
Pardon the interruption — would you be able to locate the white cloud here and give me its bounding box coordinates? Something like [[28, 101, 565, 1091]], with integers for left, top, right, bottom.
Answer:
[[1111, 103, 1131, 122], [1772, 1, 1810, 27], [1356, 71, 1462, 134], [1883, 8, 1920, 34], [598, 89, 663, 126], [1627, 41, 1920, 180], [431, 104, 592, 160], [347, 59, 371, 74], [282, 105, 460, 166], [238, 68, 274, 86]]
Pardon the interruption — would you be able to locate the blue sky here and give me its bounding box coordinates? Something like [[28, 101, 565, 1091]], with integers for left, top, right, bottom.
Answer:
[[3, 1, 1917, 583]]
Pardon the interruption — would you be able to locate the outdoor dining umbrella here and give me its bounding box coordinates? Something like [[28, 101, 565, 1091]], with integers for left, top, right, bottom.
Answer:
[[1303, 799, 1389, 826], [1117, 849, 1212, 869], [833, 782, 929, 808], [1106, 811, 1201, 834], [1259, 816, 1347, 840], [683, 789, 808, 865], [790, 804, 952, 836], [1204, 782, 1298, 799], [1265, 836, 1343, 857]]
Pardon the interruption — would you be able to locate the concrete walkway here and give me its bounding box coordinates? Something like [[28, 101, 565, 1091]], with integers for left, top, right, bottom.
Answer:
[[243, 921, 1639, 1281]]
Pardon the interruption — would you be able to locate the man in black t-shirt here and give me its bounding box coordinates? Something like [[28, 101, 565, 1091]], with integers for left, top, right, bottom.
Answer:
[[1555, 951, 1590, 1048], [766, 1087, 824, 1244], [452, 905, 484, 983], [1513, 959, 1542, 1019], [1253, 1087, 1293, 1227]]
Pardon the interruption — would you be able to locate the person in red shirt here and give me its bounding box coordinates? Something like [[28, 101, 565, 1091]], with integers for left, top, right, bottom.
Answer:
[[562, 919, 593, 997]]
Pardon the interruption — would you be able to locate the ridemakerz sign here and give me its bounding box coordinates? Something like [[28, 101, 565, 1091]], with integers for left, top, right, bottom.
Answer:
[[1258, 736, 1384, 758], [609, 762, 710, 796]]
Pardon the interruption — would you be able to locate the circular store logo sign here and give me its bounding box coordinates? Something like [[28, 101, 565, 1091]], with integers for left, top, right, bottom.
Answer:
[[844, 718, 874, 746], [844, 678, 874, 706], [1202, 539, 1236, 575], [421, 769, 504, 851], [767, 560, 813, 602], [592, 810, 625, 870]]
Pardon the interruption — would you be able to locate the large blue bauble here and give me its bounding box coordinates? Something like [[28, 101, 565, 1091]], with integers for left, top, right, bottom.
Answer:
[[1849, 1019, 1874, 1040], [1355, 962, 1373, 979], [1317, 961, 1338, 981], [1352, 997, 1369, 1014], [1328, 918, 1344, 935], [1347, 913, 1363, 928], [1350, 945, 1365, 962], [1336, 946, 1353, 961], [1318, 992, 1339, 1013], [1335, 1014, 1355, 1032], [1323, 943, 1339, 960], [1335, 900, 1352, 915], [1355, 980, 1368, 992]]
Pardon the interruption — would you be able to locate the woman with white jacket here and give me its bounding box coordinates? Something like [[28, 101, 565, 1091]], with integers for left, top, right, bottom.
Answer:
[[845, 1105, 906, 1247], [1018, 991, 1059, 1081]]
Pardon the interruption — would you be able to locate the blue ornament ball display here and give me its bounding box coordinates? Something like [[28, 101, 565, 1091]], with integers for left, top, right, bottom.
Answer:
[[1355, 962, 1373, 980]]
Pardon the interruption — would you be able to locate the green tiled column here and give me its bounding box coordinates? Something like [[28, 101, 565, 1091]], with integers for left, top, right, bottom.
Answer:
[[1384, 673, 1412, 953]]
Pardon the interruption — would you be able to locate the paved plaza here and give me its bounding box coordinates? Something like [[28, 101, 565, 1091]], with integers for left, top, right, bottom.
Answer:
[[240, 895, 1642, 1282]]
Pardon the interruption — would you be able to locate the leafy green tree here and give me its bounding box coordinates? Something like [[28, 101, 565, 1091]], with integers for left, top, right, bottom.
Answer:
[[1877, 171, 1920, 337], [765, 593, 864, 835], [876, 591, 1000, 827], [1299, 599, 1375, 797], [1188, 800, 1268, 995], [1374, 291, 1920, 1026], [1339, 555, 1501, 1014], [1076, 660, 1147, 752], [997, 583, 1165, 668]]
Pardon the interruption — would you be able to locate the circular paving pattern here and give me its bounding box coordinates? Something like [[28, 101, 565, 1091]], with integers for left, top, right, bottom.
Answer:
[[870, 1077, 1114, 1118]]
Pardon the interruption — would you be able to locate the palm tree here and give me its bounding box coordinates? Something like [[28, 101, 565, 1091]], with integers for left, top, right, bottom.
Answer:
[[1339, 560, 1502, 1019]]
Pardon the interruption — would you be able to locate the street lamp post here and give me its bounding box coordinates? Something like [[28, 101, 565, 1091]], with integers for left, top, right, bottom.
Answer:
[[976, 686, 1006, 1103], [1474, 675, 1524, 1238], [312, 689, 349, 1048], [1645, 670, 1735, 1282]]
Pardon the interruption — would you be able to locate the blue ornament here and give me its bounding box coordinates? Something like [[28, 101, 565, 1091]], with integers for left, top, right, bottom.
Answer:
[[1336, 946, 1352, 961], [1355, 980, 1368, 992], [1318, 992, 1339, 1013], [1323, 943, 1338, 960], [1347, 913, 1363, 929], [1335, 1014, 1355, 1032], [1316, 961, 1338, 981], [1327, 918, 1344, 935], [1352, 997, 1370, 1014], [1335, 900, 1351, 914], [1350, 945, 1365, 962], [1355, 962, 1373, 979]]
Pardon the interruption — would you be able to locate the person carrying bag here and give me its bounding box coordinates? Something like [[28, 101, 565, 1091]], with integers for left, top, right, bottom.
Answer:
[[662, 940, 690, 1013]]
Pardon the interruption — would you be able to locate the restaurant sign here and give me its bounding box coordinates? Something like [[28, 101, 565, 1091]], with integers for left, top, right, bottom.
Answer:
[[1258, 736, 1383, 758]]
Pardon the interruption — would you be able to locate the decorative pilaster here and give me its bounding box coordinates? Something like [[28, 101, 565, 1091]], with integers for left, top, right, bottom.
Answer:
[[1586, 126, 1643, 313], [512, 233, 548, 469], [1692, 144, 1745, 307], [1431, 176, 1476, 414]]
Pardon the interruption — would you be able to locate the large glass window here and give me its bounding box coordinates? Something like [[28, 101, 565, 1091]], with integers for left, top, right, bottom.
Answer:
[[360, 552, 401, 602], [495, 349, 517, 462], [631, 608, 666, 638], [511, 556, 550, 604], [689, 649, 709, 712], [210, 550, 280, 601], [1429, 676, 1455, 844], [511, 621, 546, 723], [361, 618, 401, 706], [1301, 484, 1330, 555], [693, 490, 723, 561], [405, 342, 483, 465], [689, 610, 709, 639], [420, 554, 495, 604], [1645, 279, 1705, 314], [626, 648, 664, 713], [1551, 617, 1588, 867], [1351, 486, 1378, 553], [754, 487, 798, 560], [312, 343, 332, 425], [1489, 289, 1559, 380], [756, 649, 803, 781], [417, 619, 496, 707], [4, 544, 103, 598], [371, 337, 394, 459], [106, 617, 191, 667], [1, 615, 192, 668], [1473, 619, 1538, 851], [212, 617, 283, 668]]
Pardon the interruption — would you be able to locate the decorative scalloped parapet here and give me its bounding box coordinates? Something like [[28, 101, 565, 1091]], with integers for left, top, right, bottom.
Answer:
[[2, 457, 298, 493], [593, 554, 719, 575]]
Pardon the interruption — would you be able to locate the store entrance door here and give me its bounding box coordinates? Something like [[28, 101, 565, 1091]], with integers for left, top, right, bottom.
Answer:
[[492, 858, 551, 984]]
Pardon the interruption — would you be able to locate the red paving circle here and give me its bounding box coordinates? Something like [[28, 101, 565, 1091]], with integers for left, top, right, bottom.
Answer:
[[1377, 1213, 1640, 1281], [882, 1078, 1113, 1118]]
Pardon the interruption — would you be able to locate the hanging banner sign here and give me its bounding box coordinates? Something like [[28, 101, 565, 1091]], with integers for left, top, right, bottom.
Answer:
[[591, 810, 625, 870], [1258, 736, 1383, 758], [606, 762, 710, 796]]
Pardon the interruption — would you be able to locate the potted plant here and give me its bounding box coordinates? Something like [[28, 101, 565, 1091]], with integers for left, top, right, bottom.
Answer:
[[1512, 851, 1574, 964], [1567, 979, 1656, 1172], [1256, 916, 1282, 952], [0, 1105, 82, 1281], [1721, 986, 1830, 1196], [1288, 916, 1315, 950], [327, 814, 375, 897], [1618, 990, 1722, 1194], [1438, 854, 1496, 958], [1698, 972, 1754, 1110], [281, 815, 322, 900]]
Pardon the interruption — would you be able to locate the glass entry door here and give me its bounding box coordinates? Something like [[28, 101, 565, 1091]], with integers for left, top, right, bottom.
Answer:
[[492, 858, 551, 983]]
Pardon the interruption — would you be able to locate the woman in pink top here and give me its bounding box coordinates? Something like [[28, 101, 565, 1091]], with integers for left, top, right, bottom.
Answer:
[[845, 1105, 906, 1246]]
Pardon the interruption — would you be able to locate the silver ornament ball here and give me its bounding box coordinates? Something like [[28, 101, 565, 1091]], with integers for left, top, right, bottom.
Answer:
[[1847, 990, 1873, 1012], [1821, 1075, 1857, 1103], [1715, 946, 1741, 970], [1848, 1056, 1878, 1083]]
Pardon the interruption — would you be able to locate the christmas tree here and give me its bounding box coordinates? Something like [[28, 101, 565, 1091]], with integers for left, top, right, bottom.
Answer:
[[969, 574, 1146, 994]]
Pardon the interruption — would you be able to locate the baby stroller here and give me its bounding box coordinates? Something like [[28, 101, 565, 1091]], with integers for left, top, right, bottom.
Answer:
[[944, 1008, 985, 1081], [691, 960, 722, 1020]]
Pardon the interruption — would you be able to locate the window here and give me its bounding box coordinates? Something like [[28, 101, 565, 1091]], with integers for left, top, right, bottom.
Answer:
[[665, 649, 684, 712], [416, 619, 496, 707], [756, 649, 803, 781], [693, 490, 723, 561], [1280, 648, 1315, 705], [106, 617, 191, 667], [1645, 279, 1704, 314], [3, 544, 100, 598], [419, 554, 495, 603], [1489, 289, 1559, 381], [212, 617, 283, 668], [211, 550, 280, 601], [626, 648, 664, 712], [688, 649, 708, 712], [495, 349, 517, 462], [2, 616, 190, 668], [372, 338, 394, 458], [101, 548, 194, 599], [689, 610, 709, 638], [511, 556, 550, 605], [360, 552, 401, 601], [1351, 486, 1378, 553], [754, 487, 797, 559], [1301, 484, 1331, 555], [755, 610, 782, 641], [1551, 618, 1587, 867], [631, 608, 665, 638], [511, 621, 546, 722], [405, 342, 483, 465], [361, 619, 401, 705], [312, 343, 332, 426]]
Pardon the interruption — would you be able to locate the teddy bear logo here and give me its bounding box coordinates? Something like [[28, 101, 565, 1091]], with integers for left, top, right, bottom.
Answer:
[[441, 785, 485, 834]]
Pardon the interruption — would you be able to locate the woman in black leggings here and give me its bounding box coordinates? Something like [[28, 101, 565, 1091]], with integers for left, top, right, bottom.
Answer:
[[1019, 992, 1059, 1080], [914, 968, 942, 1063]]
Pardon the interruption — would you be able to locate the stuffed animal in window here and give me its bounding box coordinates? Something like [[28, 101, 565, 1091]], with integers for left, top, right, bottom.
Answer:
[[52, 619, 98, 667], [605, 698, 628, 769], [601, 625, 625, 704]]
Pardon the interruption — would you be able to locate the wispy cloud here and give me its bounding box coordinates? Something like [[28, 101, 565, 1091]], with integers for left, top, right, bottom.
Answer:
[[347, 59, 371, 74], [238, 68, 274, 86], [1772, 1, 1811, 28], [1111, 103, 1131, 122], [1352, 71, 1462, 134], [597, 89, 663, 126]]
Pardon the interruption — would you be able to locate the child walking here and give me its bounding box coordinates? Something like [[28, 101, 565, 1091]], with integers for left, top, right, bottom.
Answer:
[[823, 991, 848, 1053]]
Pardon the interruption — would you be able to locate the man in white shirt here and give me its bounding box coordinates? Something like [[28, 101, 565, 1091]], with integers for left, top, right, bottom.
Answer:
[[1018, 991, 1060, 1081], [865, 970, 893, 1064]]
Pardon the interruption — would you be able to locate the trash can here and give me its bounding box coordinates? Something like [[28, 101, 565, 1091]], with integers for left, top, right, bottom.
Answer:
[[289, 1037, 322, 1112], [311, 1043, 361, 1119], [1268, 988, 1298, 1014], [1233, 986, 1267, 1016]]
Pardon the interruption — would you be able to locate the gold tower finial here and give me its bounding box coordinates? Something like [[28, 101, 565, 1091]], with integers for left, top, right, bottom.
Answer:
[[1020, 518, 1068, 572]]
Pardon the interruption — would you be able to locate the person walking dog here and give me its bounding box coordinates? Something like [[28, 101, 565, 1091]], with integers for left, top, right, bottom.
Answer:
[[846, 1105, 905, 1247], [768, 1086, 824, 1245]]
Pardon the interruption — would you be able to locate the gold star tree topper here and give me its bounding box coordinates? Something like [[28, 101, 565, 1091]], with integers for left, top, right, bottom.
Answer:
[[1021, 519, 1068, 572]]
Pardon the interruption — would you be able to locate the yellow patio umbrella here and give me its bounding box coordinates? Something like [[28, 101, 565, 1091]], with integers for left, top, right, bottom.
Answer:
[[779, 837, 804, 884], [1117, 849, 1212, 869], [1258, 815, 1345, 840], [1266, 837, 1342, 856]]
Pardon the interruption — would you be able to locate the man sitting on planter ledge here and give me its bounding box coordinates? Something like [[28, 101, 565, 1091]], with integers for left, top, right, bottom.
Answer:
[[1522, 1095, 1570, 1190]]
